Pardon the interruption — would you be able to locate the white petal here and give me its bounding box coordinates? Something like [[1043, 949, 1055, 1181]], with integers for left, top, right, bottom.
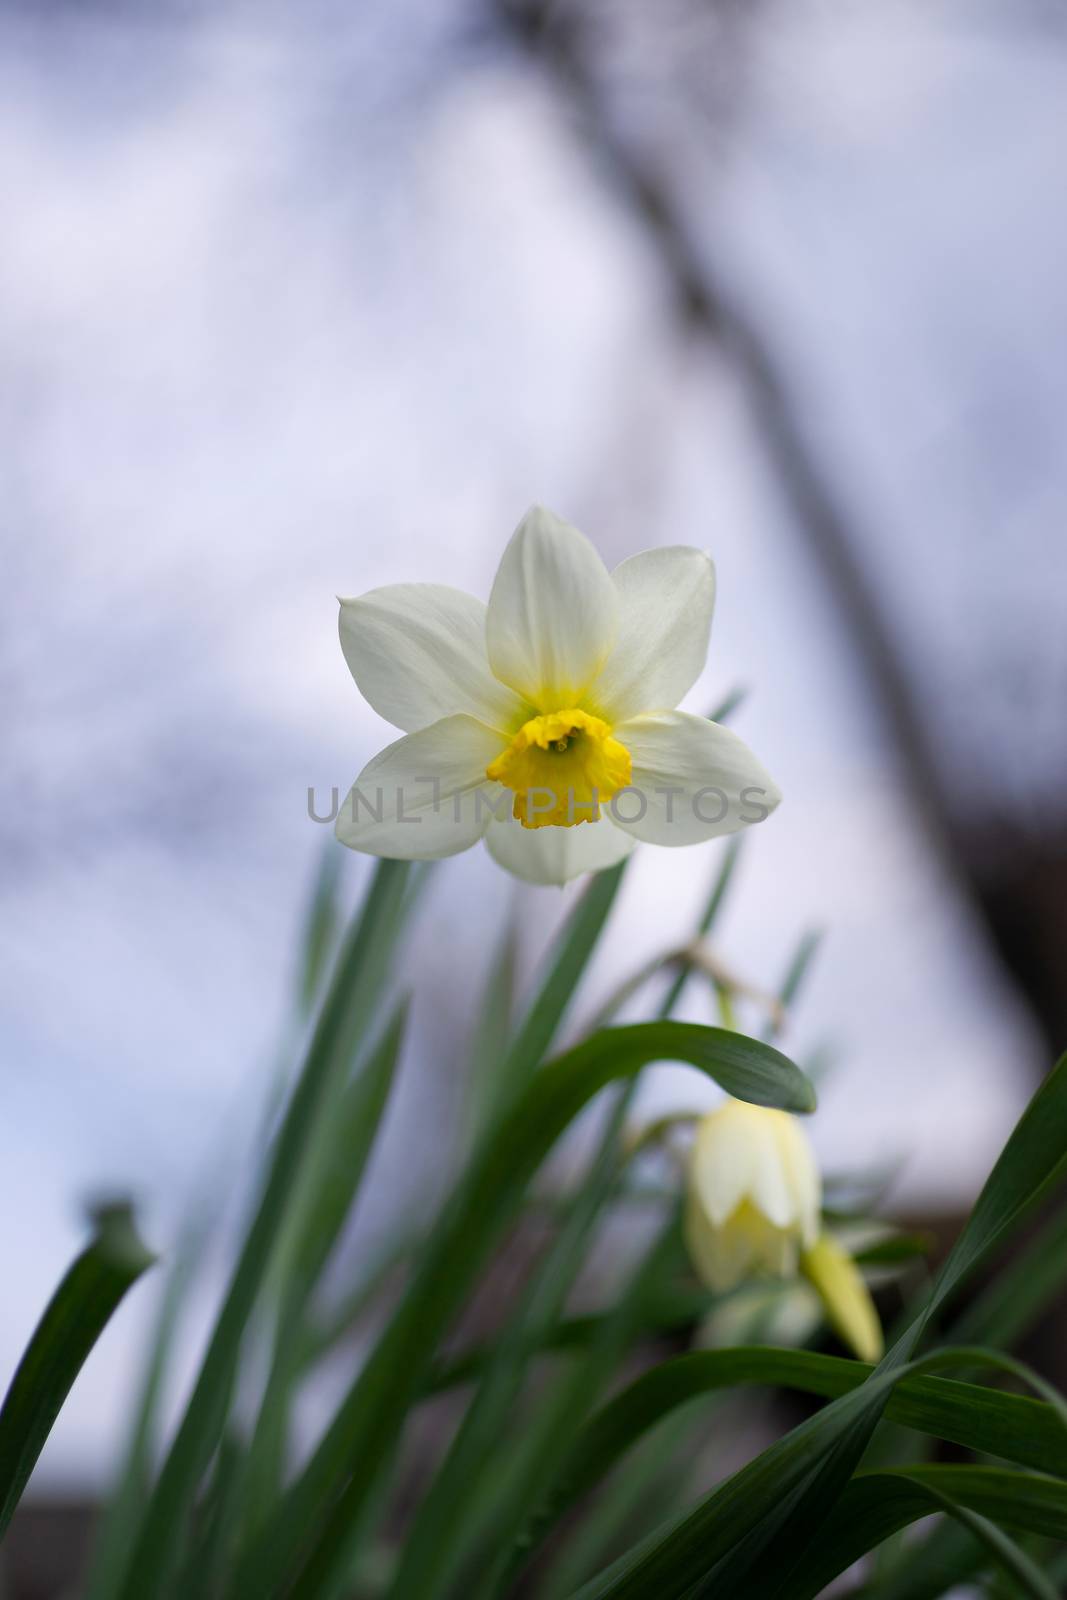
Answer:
[[684, 1191, 756, 1293], [339, 585, 527, 734], [772, 1115, 822, 1245], [592, 547, 716, 723], [484, 815, 635, 887], [485, 505, 618, 710], [750, 1214, 798, 1278], [609, 711, 781, 846], [748, 1112, 801, 1230], [690, 1103, 756, 1227], [336, 715, 506, 861]]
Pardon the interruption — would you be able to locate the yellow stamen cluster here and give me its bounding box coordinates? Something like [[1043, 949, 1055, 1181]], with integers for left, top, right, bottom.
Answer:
[[486, 709, 632, 830]]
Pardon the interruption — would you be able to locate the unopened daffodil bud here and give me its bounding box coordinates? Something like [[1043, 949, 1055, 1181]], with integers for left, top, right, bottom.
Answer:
[[684, 1098, 820, 1293], [800, 1232, 884, 1364]]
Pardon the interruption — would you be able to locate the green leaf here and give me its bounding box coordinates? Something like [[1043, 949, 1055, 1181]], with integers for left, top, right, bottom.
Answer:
[[568, 1346, 1063, 1600], [545, 1346, 1067, 1536], [383, 1137, 647, 1600], [951, 1198, 1067, 1349], [852, 1230, 933, 1267], [230, 1021, 814, 1598], [931, 1051, 1067, 1321], [469, 1220, 687, 1600], [240, 1001, 408, 1540], [401, 1232, 685, 1600], [669, 1047, 1067, 1595], [535, 1407, 706, 1600], [912, 1505, 1053, 1600], [779, 1465, 1067, 1600], [295, 845, 344, 1018], [862, 1518, 990, 1600], [115, 857, 414, 1600], [657, 838, 743, 1020], [299, 1233, 416, 1370], [763, 929, 822, 1040], [271, 998, 408, 1322], [706, 686, 747, 725], [0, 1203, 154, 1539], [83, 1193, 211, 1600], [170, 1429, 248, 1596], [500, 861, 628, 1099], [388, 845, 749, 1600], [465, 913, 520, 1145]]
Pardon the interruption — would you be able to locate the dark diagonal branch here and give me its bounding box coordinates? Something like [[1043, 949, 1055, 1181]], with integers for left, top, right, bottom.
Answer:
[[494, 0, 1067, 1060], [496, 0, 951, 849]]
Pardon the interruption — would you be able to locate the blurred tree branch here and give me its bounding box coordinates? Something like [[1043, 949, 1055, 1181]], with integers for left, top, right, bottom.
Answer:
[[495, 0, 1067, 1062]]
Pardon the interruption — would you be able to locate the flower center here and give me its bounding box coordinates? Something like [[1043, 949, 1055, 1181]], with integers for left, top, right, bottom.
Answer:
[[486, 709, 632, 830]]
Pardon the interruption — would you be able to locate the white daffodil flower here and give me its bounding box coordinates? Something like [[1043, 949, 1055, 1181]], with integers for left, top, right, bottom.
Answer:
[[684, 1098, 821, 1292], [335, 505, 780, 886]]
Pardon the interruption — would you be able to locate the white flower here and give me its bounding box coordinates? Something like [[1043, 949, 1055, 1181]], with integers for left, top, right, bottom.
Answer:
[[684, 1099, 820, 1291], [335, 505, 780, 886]]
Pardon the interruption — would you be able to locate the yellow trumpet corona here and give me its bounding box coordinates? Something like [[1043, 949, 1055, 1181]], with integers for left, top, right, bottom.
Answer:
[[485, 709, 632, 829]]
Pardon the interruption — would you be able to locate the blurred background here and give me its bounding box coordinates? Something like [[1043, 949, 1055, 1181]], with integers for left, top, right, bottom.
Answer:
[[2, 0, 1066, 1588]]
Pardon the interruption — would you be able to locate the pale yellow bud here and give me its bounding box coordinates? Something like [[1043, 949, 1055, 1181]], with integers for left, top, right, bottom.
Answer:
[[684, 1099, 821, 1293], [800, 1232, 885, 1364]]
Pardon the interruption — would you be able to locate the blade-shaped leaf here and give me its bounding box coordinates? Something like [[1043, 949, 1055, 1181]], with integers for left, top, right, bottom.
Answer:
[[951, 1198, 1067, 1349], [568, 1345, 1063, 1600], [230, 1021, 814, 1597], [295, 844, 344, 1018], [547, 1346, 1067, 1536], [83, 1191, 212, 1600], [535, 1407, 707, 1600], [115, 857, 414, 1600], [465, 913, 520, 1144], [762, 929, 822, 1041], [500, 861, 627, 1100], [779, 1465, 1067, 1600], [607, 1049, 1067, 1597], [657, 837, 743, 1020], [390, 845, 748, 1600], [240, 1001, 408, 1540], [470, 1220, 686, 1600], [0, 1203, 154, 1539]]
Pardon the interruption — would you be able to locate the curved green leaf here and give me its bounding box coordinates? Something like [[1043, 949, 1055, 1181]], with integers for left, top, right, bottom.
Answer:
[[83, 1191, 211, 1600], [240, 1001, 408, 1540], [500, 860, 627, 1104], [295, 844, 344, 1018], [115, 857, 414, 1600], [575, 1348, 1067, 1517], [401, 847, 748, 1600], [503, 1345, 1067, 1583], [0, 1203, 154, 1539], [951, 1197, 1067, 1350], [644, 1048, 1067, 1597], [780, 1465, 1067, 1600], [469, 1222, 686, 1600], [466, 915, 520, 1144], [931, 1051, 1067, 1322], [569, 1345, 1058, 1600], [230, 1020, 814, 1598]]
